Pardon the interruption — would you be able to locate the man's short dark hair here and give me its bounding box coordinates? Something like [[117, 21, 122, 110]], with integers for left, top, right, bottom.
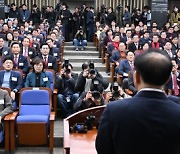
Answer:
[[134, 49, 172, 86], [10, 42, 19, 48], [3, 56, 13, 63], [40, 43, 50, 49]]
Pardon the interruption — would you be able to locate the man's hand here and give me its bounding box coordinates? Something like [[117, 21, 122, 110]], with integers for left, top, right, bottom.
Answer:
[[83, 69, 89, 77], [10, 91, 16, 100], [85, 91, 92, 101], [105, 92, 113, 103]]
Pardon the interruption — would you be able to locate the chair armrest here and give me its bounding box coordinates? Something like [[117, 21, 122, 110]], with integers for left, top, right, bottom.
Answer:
[[4, 113, 13, 121], [53, 89, 58, 94], [50, 112, 55, 121], [9, 111, 18, 121]]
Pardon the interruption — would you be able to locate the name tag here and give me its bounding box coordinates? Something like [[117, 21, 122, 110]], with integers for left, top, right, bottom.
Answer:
[[19, 41, 21, 43], [48, 63, 52, 66], [53, 45, 57, 48], [4, 51, 8, 55], [11, 77, 17, 81], [37, 38, 40, 42], [0, 99, 4, 104], [43, 77, 48, 82], [19, 63, 24, 66], [33, 44, 37, 47], [29, 51, 33, 55], [54, 53, 57, 56]]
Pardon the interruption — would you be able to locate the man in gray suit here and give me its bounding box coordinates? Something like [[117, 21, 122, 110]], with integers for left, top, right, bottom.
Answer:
[[0, 89, 13, 123]]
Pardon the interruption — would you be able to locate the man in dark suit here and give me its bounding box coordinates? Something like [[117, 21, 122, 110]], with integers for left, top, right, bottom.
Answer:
[[20, 37, 37, 61], [46, 38, 61, 62], [165, 60, 180, 96], [96, 49, 180, 154], [10, 42, 29, 76], [39, 43, 58, 72], [128, 35, 140, 52], [0, 37, 10, 57], [117, 51, 134, 77]]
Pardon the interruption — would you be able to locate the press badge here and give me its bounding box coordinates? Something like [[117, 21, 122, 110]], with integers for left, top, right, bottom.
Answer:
[[66, 97, 70, 103], [43, 77, 48, 82], [11, 77, 17, 81], [29, 51, 33, 55], [4, 51, 8, 55], [53, 45, 57, 48], [0, 100, 4, 104], [54, 53, 57, 56], [19, 63, 24, 66], [48, 63, 52, 66]]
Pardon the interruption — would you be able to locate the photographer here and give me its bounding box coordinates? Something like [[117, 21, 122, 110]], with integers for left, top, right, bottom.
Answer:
[[55, 60, 79, 118], [74, 81, 105, 111], [73, 28, 87, 51], [105, 82, 131, 103], [75, 62, 109, 94]]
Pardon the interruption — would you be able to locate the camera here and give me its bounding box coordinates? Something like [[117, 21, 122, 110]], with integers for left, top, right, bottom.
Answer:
[[70, 123, 88, 133], [65, 68, 71, 74], [89, 69, 96, 75], [89, 61, 94, 69], [110, 82, 120, 101], [85, 114, 96, 130], [91, 80, 101, 100], [64, 59, 69, 69]]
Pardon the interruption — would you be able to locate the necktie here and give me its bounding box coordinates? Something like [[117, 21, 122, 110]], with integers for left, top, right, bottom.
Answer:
[[44, 56, 47, 67], [173, 73, 179, 96], [130, 62, 134, 70], [14, 55, 18, 67], [24, 47, 28, 57]]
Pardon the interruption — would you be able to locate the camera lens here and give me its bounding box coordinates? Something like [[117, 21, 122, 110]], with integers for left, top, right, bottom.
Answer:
[[92, 91, 101, 99], [89, 69, 96, 75]]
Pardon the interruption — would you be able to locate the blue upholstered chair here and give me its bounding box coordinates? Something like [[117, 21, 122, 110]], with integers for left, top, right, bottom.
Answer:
[[9, 87, 55, 151]]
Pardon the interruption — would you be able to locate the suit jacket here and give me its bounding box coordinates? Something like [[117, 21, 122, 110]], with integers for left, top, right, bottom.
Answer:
[[25, 72, 51, 88], [39, 55, 58, 72], [118, 59, 132, 76], [165, 72, 180, 91], [0, 89, 13, 119], [1, 46, 10, 57], [11, 54, 29, 74], [49, 47, 60, 61], [128, 42, 140, 52], [20, 46, 37, 60], [96, 90, 180, 154], [0, 70, 23, 92]]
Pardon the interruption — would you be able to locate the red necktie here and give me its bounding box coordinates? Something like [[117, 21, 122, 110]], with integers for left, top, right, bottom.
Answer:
[[173, 73, 179, 96], [44, 56, 47, 68], [14, 55, 18, 68], [24, 47, 28, 57]]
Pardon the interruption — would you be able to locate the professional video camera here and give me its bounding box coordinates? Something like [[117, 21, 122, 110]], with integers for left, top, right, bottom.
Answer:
[[91, 80, 101, 100], [64, 59, 71, 74], [110, 82, 120, 101], [70, 113, 96, 133], [89, 61, 96, 75]]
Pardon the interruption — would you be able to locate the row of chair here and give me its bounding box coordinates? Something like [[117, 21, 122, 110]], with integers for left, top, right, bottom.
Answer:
[[1, 87, 55, 152]]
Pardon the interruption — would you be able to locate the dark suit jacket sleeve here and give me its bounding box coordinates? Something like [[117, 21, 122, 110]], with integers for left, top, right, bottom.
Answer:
[[96, 104, 114, 154], [24, 73, 31, 87], [22, 57, 29, 74], [75, 72, 86, 93], [13, 72, 23, 92], [52, 57, 58, 72], [73, 92, 87, 111]]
